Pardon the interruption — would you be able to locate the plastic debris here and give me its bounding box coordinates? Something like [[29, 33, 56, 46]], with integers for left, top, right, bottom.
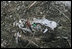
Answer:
[[21, 28, 32, 33], [14, 32, 21, 44], [33, 18, 57, 30], [13, 17, 57, 34], [32, 23, 37, 27], [26, 19, 33, 32], [43, 28, 48, 33], [13, 19, 32, 33]]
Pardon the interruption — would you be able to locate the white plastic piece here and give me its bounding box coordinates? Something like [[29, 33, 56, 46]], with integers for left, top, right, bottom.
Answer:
[[43, 28, 48, 33], [21, 28, 32, 32], [33, 18, 57, 30], [15, 32, 21, 44], [14, 19, 32, 33], [17, 32, 21, 37], [14, 18, 57, 34]]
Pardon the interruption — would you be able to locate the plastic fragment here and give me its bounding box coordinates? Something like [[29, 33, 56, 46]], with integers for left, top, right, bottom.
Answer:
[[33, 18, 57, 30], [15, 32, 21, 44], [43, 28, 48, 33]]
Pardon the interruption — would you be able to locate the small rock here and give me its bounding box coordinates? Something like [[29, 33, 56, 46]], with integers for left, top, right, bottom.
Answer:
[[58, 26, 63, 29], [12, 30, 16, 32], [22, 1, 25, 3], [7, 4, 8, 5], [17, 6, 20, 10], [64, 9, 68, 12], [56, 36, 61, 39], [57, 45, 61, 48], [1, 43, 5, 47], [8, 1, 11, 3], [10, 15, 12, 18], [51, 41, 55, 42], [4, 42, 6, 45], [40, 12, 43, 14], [1, 39, 3, 41], [14, 1, 17, 3], [14, 33, 16, 37]]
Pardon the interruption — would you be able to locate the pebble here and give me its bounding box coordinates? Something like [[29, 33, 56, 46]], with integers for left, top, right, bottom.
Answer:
[[22, 1, 25, 3], [1, 43, 4, 47], [57, 45, 61, 48], [10, 15, 12, 18], [51, 41, 55, 42], [58, 26, 63, 29], [17, 6, 20, 10], [12, 30, 16, 32], [56, 36, 61, 39], [1, 39, 3, 41], [14, 1, 17, 3], [40, 12, 43, 14], [64, 9, 68, 12], [8, 1, 11, 3]]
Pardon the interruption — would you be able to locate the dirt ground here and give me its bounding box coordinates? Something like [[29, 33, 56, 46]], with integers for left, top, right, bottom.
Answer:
[[1, 1, 71, 48]]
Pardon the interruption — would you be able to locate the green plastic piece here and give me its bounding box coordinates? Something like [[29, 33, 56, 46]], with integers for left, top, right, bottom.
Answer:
[[32, 23, 37, 27]]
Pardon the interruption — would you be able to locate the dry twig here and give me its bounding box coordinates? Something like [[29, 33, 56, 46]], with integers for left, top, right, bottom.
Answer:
[[28, 1, 37, 9]]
